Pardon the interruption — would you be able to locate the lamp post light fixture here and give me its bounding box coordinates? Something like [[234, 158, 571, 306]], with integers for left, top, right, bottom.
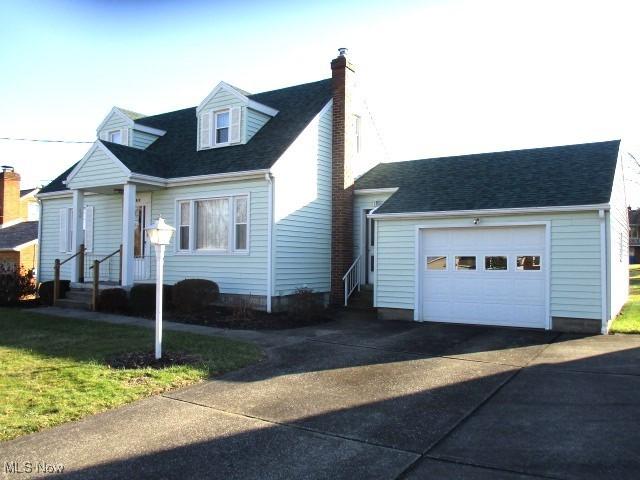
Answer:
[[145, 216, 175, 360]]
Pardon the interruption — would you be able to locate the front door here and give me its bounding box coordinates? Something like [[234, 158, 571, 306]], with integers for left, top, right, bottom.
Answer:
[[364, 209, 375, 284], [134, 195, 151, 281]]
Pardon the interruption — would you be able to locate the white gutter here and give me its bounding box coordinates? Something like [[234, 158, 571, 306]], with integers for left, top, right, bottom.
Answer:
[[599, 209, 608, 333], [132, 123, 166, 136], [368, 203, 611, 220], [166, 169, 270, 187], [0, 239, 38, 252], [36, 191, 73, 199], [37, 198, 43, 282], [265, 173, 274, 313], [354, 188, 399, 196]]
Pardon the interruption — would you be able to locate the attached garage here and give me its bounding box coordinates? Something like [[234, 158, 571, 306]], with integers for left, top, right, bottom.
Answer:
[[353, 140, 630, 333], [419, 225, 548, 329]]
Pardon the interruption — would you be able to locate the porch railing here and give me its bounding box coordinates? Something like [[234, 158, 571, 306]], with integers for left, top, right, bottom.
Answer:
[[88, 245, 122, 310], [84, 250, 122, 284], [342, 255, 362, 307], [53, 244, 85, 303]]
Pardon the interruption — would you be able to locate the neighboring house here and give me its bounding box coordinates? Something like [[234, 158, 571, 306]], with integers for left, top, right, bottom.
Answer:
[[0, 166, 40, 270], [37, 50, 629, 333], [355, 140, 628, 334], [629, 209, 639, 264]]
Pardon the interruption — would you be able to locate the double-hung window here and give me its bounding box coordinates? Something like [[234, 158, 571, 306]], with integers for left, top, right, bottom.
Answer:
[[178, 195, 249, 253], [215, 111, 230, 144]]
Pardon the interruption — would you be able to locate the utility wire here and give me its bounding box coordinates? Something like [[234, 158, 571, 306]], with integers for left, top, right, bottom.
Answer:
[[0, 137, 93, 144]]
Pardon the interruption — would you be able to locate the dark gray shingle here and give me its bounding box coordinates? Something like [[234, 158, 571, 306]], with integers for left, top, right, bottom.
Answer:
[[0, 221, 38, 249], [356, 140, 621, 214]]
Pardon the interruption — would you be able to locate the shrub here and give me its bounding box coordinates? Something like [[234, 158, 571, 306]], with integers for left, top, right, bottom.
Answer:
[[0, 264, 36, 305], [173, 279, 220, 313], [97, 288, 129, 313], [38, 280, 71, 306], [288, 286, 323, 319], [129, 283, 173, 315]]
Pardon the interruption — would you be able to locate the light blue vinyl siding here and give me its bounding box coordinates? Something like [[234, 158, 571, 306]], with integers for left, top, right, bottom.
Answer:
[[98, 111, 130, 145], [246, 108, 270, 142], [67, 146, 129, 190], [272, 102, 332, 295], [353, 192, 393, 259], [39, 197, 73, 282], [375, 212, 604, 320], [39, 193, 123, 282], [149, 179, 269, 296], [131, 130, 158, 149]]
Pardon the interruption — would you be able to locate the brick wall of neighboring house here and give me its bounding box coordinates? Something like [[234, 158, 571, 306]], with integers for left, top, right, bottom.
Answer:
[[330, 51, 356, 305], [0, 168, 21, 226]]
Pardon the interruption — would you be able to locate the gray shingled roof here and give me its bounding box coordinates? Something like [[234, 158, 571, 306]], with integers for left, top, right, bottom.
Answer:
[[20, 188, 37, 197], [356, 140, 621, 214], [41, 79, 332, 193], [0, 221, 38, 249]]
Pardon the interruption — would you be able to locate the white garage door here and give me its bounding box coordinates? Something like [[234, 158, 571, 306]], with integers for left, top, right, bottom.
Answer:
[[420, 225, 547, 329]]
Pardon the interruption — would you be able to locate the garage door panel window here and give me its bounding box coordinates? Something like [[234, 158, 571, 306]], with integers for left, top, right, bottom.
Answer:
[[426, 256, 447, 270], [455, 256, 476, 270], [516, 255, 541, 271], [485, 255, 507, 271]]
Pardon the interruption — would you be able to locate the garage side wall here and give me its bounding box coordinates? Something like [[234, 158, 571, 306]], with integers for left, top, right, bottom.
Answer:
[[375, 212, 603, 326]]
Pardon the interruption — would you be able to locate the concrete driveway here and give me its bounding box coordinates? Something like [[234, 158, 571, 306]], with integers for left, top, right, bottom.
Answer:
[[2, 314, 640, 479]]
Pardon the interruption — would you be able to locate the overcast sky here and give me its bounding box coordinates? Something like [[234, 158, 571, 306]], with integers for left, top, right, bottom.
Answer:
[[1, 0, 638, 205]]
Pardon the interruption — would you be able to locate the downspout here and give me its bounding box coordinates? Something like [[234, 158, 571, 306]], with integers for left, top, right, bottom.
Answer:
[[266, 173, 273, 313], [599, 209, 608, 333], [37, 198, 43, 284]]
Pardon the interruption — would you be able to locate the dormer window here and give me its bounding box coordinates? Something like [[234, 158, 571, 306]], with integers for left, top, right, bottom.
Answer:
[[109, 130, 122, 144], [198, 106, 242, 150], [215, 111, 230, 144]]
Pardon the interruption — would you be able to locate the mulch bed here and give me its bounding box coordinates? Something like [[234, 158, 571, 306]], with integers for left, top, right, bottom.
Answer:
[[105, 351, 203, 369], [164, 305, 335, 330]]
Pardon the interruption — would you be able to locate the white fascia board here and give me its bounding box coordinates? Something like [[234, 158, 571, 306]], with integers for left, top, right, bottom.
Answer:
[[132, 123, 166, 136], [37, 191, 73, 199], [368, 204, 611, 220], [66, 141, 131, 185], [247, 100, 279, 117], [96, 107, 134, 133], [196, 81, 278, 117], [128, 173, 166, 186], [20, 189, 39, 200], [196, 81, 249, 114], [10, 239, 38, 251], [166, 169, 270, 187], [354, 188, 399, 195]]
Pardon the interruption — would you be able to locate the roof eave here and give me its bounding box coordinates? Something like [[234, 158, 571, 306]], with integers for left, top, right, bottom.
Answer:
[[368, 203, 611, 219]]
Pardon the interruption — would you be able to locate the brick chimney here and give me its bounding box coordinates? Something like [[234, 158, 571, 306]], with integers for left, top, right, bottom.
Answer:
[[330, 48, 356, 305], [0, 166, 21, 226]]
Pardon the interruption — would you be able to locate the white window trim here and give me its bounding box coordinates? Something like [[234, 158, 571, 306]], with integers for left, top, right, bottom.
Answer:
[[175, 192, 250, 255], [214, 109, 231, 147], [108, 129, 122, 144]]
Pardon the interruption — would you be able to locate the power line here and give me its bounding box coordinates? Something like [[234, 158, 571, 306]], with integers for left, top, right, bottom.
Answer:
[[0, 137, 93, 144]]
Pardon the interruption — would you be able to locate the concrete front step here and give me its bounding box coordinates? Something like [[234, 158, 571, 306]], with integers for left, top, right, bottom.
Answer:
[[66, 291, 93, 301]]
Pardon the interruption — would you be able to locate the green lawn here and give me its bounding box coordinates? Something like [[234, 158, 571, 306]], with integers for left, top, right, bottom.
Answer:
[[0, 309, 262, 441], [610, 265, 640, 334]]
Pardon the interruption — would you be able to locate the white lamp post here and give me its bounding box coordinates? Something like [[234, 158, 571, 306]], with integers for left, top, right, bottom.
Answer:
[[145, 216, 175, 360]]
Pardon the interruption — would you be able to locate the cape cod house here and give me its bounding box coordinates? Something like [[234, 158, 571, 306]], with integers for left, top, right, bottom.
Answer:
[[37, 50, 629, 333]]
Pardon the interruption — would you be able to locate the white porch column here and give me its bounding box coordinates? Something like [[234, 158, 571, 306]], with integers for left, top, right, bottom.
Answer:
[[71, 189, 85, 283], [121, 183, 136, 286]]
